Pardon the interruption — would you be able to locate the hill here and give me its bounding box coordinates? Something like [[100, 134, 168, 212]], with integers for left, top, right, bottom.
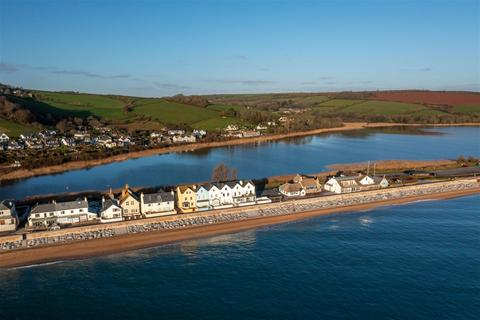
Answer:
[[1, 83, 479, 137]]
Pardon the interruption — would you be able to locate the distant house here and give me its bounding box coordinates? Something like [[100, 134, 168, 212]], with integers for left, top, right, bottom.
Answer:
[[119, 185, 142, 220], [324, 174, 389, 194], [175, 185, 197, 213], [172, 135, 196, 144], [193, 129, 207, 138], [140, 189, 176, 217], [242, 131, 260, 138], [225, 124, 239, 132], [323, 176, 361, 194], [0, 200, 18, 232], [0, 133, 10, 144], [279, 181, 306, 197], [100, 197, 123, 223], [168, 129, 185, 136], [293, 174, 322, 194]]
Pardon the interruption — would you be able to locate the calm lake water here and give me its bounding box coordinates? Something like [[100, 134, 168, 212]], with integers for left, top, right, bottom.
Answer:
[[1, 195, 479, 319], [1, 126, 479, 200]]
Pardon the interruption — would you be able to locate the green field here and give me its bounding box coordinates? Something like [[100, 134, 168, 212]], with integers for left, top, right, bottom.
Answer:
[[133, 100, 221, 125], [451, 105, 480, 114], [296, 95, 330, 104], [191, 117, 244, 130], [0, 117, 37, 137], [341, 101, 426, 115], [35, 91, 129, 120], [318, 99, 364, 107]]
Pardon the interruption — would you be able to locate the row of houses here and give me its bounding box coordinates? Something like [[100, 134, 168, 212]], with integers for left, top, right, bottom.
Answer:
[[0, 180, 265, 231], [0, 173, 390, 233], [175, 180, 261, 213], [278, 173, 389, 197]]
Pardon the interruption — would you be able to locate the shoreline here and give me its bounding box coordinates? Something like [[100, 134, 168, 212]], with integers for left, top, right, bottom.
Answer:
[[1, 186, 478, 269], [2, 122, 479, 184]]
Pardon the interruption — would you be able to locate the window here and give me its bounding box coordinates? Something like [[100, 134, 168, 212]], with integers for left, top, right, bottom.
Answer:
[[79, 209, 83, 212], [71, 210, 74, 213]]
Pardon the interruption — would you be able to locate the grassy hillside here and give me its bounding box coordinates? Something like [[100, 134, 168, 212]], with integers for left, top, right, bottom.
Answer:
[[1, 89, 476, 136], [341, 101, 426, 115], [0, 117, 37, 137], [36, 91, 129, 120]]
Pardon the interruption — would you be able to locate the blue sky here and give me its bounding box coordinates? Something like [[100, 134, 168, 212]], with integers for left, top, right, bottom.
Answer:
[[0, 0, 478, 97]]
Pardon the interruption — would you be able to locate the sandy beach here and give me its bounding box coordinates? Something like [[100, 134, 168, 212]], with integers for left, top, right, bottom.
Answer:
[[2, 122, 479, 183], [1, 186, 478, 269]]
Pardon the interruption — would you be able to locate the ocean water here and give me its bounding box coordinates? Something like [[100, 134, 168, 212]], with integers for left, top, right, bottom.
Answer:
[[1, 195, 479, 319], [1, 126, 479, 199]]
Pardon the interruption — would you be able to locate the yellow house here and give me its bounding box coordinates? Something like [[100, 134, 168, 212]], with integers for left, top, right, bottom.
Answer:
[[175, 185, 197, 213], [119, 184, 142, 220]]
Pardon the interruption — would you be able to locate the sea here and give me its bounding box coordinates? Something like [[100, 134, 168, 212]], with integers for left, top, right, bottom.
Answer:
[[0, 195, 479, 319]]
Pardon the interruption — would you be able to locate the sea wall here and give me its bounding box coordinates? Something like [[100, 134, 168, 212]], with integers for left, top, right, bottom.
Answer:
[[1, 178, 478, 251]]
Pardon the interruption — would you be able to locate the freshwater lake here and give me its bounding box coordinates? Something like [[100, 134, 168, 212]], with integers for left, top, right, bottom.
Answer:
[[1, 126, 479, 199]]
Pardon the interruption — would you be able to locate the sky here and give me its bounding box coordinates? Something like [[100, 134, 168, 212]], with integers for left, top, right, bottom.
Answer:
[[0, 0, 479, 97]]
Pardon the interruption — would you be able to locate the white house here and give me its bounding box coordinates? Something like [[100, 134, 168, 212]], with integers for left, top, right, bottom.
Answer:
[[172, 135, 196, 144], [140, 189, 176, 217], [232, 180, 256, 205], [324, 175, 389, 194], [100, 198, 123, 223], [0, 200, 18, 232], [28, 198, 97, 228], [205, 180, 256, 209], [0, 133, 10, 144], [168, 129, 185, 136]]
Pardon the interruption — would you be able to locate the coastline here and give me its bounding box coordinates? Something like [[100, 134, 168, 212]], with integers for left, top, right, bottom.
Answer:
[[1, 186, 478, 269], [2, 122, 479, 184]]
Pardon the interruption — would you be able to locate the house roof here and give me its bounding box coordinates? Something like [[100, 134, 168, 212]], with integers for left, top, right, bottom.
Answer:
[[0, 200, 14, 210], [143, 189, 174, 204], [55, 199, 88, 211], [119, 185, 139, 202], [101, 198, 120, 211], [280, 182, 304, 193], [177, 185, 196, 193], [31, 202, 56, 214]]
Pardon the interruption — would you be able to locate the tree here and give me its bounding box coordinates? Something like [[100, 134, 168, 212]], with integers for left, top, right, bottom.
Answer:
[[230, 168, 237, 181], [211, 163, 238, 182], [212, 163, 229, 182]]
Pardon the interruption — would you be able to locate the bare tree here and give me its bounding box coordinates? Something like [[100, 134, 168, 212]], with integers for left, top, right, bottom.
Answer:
[[230, 168, 238, 181], [212, 163, 238, 182]]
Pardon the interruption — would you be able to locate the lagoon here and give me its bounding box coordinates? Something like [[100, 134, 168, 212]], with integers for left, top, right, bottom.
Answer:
[[1, 126, 479, 199]]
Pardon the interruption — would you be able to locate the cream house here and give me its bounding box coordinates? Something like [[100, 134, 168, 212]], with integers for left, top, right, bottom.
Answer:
[[175, 185, 197, 213], [119, 184, 142, 220], [0, 200, 18, 232]]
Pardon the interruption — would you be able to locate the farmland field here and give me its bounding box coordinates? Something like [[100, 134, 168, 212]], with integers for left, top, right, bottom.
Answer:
[[450, 105, 480, 114], [0, 117, 37, 137], [341, 101, 425, 115], [191, 117, 245, 130], [133, 100, 219, 125], [372, 91, 480, 106], [35, 91, 129, 120], [317, 99, 364, 107]]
